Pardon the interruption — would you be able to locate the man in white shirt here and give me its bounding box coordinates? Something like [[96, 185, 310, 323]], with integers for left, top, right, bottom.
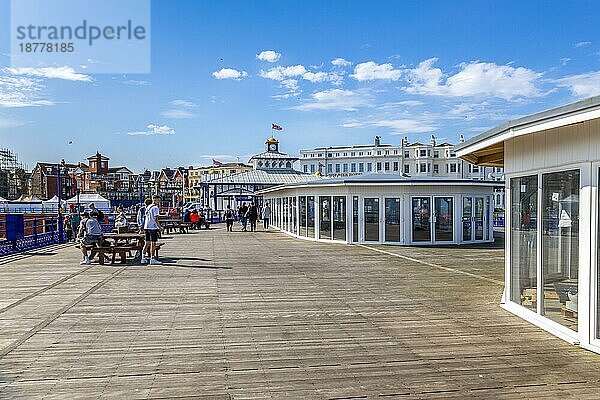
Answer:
[[141, 195, 163, 265]]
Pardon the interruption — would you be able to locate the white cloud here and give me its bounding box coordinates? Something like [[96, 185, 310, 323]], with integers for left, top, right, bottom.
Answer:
[[0, 75, 53, 108], [405, 58, 542, 100], [342, 118, 436, 134], [256, 50, 281, 63], [127, 124, 175, 136], [212, 68, 248, 80], [372, 119, 437, 133], [392, 100, 425, 107], [575, 41, 591, 48], [350, 61, 402, 81], [554, 71, 600, 98], [161, 99, 198, 119], [331, 58, 352, 67], [123, 79, 150, 86], [160, 109, 196, 119], [169, 99, 198, 108], [560, 57, 571, 66], [294, 89, 370, 111], [7, 66, 91, 82], [0, 116, 27, 129], [260, 64, 342, 86], [260, 65, 307, 80], [0, 66, 91, 107]]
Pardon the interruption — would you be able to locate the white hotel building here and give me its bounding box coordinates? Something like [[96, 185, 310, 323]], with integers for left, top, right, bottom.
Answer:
[[299, 135, 505, 209]]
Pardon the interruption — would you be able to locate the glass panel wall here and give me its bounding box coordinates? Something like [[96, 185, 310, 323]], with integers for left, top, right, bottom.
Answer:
[[333, 196, 346, 241], [364, 198, 379, 241], [463, 197, 472, 241], [299, 196, 307, 237], [319, 196, 331, 239], [352, 196, 359, 242], [412, 197, 431, 242], [307, 196, 315, 238], [542, 169, 580, 331], [509, 175, 538, 311], [434, 197, 453, 242], [385, 198, 401, 242]]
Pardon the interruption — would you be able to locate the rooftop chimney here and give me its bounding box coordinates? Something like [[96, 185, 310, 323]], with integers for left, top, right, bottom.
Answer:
[[374, 136, 381, 147]]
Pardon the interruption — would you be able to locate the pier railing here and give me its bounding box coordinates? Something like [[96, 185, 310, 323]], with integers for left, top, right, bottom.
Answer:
[[0, 214, 64, 256]]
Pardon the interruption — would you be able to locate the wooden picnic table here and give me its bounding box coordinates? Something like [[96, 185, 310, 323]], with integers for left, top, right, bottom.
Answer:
[[158, 218, 192, 234], [93, 233, 145, 265]]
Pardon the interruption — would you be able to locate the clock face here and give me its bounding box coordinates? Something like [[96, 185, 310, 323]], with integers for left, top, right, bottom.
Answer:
[[269, 143, 277, 151]]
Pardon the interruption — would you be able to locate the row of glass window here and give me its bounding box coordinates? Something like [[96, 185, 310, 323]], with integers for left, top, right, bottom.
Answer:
[[302, 149, 457, 159], [509, 169, 581, 334], [271, 194, 491, 244], [303, 162, 463, 174]]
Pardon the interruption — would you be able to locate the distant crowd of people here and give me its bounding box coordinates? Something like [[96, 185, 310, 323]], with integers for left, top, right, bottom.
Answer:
[[224, 201, 271, 232]]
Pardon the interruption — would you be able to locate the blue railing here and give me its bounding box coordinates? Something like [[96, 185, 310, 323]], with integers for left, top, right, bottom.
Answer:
[[0, 215, 64, 256]]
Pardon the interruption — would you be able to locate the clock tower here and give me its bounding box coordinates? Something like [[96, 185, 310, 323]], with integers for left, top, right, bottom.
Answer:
[[265, 137, 279, 153]]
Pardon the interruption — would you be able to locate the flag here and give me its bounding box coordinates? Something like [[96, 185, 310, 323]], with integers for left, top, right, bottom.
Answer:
[[272, 123, 283, 131], [212, 159, 222, 166]]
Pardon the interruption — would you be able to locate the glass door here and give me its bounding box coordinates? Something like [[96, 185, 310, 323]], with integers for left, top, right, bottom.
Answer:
[[352, 196, 359, 242], [319, 196, 331, 239], [434, 197, 453, 242], [299, 196, 307, 237], [462, 197, 473, 241], [385, 198, 401, 242], [307, 196, 315, 238], [333, 196, 346, 241], [364, 198, 380, 242], [474, 197, 485, 240], [412, 197, 431, 242]]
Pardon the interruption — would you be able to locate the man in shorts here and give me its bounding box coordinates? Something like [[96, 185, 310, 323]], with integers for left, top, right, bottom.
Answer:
[[141, 195, 163, 265]]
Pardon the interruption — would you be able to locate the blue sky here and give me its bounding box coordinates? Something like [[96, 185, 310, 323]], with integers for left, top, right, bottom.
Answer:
[[0, 0, 599, 171]]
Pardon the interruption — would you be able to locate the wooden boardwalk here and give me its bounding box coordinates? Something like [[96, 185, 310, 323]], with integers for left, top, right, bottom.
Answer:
[[1, 227, 600, 399]]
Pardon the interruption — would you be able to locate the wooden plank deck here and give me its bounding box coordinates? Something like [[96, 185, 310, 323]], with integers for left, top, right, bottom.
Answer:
[[1, 227, 600, 399]]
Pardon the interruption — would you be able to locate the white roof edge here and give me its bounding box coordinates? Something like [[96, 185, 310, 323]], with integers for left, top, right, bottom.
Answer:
[[256, 180, 503, 195], [456, 96, 600, 157]]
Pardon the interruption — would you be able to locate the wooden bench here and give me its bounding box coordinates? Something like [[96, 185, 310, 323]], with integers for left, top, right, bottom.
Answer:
[[76, 243, 113, 265], [76, 242, 165, 264]]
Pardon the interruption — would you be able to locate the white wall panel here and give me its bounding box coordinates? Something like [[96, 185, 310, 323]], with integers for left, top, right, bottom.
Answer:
[[505, 119, 600, 174]]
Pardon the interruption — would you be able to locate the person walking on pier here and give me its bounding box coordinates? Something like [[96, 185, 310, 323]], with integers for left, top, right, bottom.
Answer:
[[238, 202, 248, 231], [141, 195, 163, 265], [64, 214, 73, 242], [247, 203, 258, 232], [224, 206, 235, 232], [262, 202, 271, 231]]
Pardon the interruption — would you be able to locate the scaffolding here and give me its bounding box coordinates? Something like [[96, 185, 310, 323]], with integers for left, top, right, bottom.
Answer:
[[0, 149, 27, 199], [0, 148, 25, 171]]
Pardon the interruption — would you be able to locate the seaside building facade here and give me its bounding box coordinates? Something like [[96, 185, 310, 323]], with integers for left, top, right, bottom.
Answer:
[[456, 96, 600, 354], [300, 135, 505, 209], [187, 162, 253, 200], [200, 137, 319, 211]]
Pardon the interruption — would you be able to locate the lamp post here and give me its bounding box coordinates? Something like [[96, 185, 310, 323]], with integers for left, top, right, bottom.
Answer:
[[56, 159, 66, 244], [138, 174, 143, 206]]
